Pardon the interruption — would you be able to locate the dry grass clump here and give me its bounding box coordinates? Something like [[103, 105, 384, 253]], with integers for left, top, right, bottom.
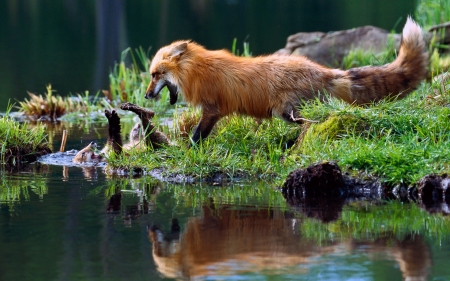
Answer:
[[173, 108, 201, 138], [18, 85, 91, 121]]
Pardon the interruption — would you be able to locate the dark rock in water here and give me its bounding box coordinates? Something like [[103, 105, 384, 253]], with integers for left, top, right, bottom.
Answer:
[[281, 162, 384, 222], [282, 161, 383, 199], [282, 162, 344, 198], [282, 162, 450, 217], [417, 174, 450, 214], [417, 174, 447, 202]]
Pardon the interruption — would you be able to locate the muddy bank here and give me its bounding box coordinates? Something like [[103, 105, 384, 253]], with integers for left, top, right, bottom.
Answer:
[[2, 144, 51, 167], [281, 162, 450, 217]]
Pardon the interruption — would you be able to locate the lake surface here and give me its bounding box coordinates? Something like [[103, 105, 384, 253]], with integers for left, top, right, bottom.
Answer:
[[0, 0, 416, 111], [2, 122, 450, 280]]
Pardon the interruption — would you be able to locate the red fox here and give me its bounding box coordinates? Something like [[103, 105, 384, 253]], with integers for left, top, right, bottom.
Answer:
[[145, 17, 428, 143]]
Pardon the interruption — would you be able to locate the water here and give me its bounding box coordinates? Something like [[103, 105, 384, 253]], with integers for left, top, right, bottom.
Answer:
[[0, 0, 416, 111], [2, 122, 450, 280]]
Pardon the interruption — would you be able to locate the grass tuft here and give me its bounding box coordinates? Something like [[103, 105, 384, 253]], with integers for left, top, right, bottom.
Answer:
[[1, 103, 50, 164]]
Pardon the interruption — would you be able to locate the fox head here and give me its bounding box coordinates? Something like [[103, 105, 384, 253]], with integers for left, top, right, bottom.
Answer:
[[146, 41, 188, 105]]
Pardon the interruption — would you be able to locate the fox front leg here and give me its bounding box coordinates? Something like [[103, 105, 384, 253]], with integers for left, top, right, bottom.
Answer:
[[191, 109, 221, 144]]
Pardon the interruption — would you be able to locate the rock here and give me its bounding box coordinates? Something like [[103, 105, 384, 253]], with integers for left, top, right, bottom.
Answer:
[[276, 22, 450, 67], [417, 174, 450, 203], [281, 161, 345, 199], [276, 26, 400, 67]]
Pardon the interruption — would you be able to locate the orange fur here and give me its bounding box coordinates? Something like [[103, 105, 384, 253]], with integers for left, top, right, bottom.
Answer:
[[146, 17, 428, 143]]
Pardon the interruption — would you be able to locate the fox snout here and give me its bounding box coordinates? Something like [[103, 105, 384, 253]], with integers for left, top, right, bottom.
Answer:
[[145, 81, 159, 100], [145, 79, 179, 105]]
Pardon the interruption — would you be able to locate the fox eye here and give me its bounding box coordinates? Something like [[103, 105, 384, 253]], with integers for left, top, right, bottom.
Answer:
[[151, 71, 166, 79]]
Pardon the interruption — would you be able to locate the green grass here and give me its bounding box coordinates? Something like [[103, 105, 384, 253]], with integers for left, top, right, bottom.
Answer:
[[1, 103, 49, 164], [416, 0, 450, 29], [108, 47, 172, 109], [341, 33, 397, 69], [105, 111, 300, 182], [292, 78, 450, 184]]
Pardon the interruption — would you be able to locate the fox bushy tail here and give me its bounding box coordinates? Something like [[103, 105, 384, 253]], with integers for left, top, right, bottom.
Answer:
[[342, 17, 428, 105]]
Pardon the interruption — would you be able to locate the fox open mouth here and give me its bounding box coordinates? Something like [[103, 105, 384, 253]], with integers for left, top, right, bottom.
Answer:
[[146, 81, 178, 105], [166, 81, 178, 105]]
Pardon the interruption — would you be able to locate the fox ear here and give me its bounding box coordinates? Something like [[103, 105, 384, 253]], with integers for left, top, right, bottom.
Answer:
[[169, 42, 188, 59]]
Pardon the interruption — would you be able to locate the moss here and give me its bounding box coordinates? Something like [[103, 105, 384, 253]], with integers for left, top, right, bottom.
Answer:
[[298, 114, 364, 152]]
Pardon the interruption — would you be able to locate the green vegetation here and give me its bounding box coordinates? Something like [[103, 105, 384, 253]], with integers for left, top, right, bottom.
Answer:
[[293, 81, 450, 184], [108, 47, 172, 109], [1, 104, 50, 165], [341, 33, 397, 69], [18, 84, 106, 122], [105, 111, 300, 182], [416, 0, 450, 28]]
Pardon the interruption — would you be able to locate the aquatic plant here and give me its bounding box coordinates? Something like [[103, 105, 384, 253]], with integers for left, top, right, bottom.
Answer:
[[18, 84, 101, 121]]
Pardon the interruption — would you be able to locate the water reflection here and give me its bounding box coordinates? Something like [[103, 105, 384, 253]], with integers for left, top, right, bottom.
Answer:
[[1, 168, 449, 279], [147, 201, 432, 280], [104, 178, 161, 226]]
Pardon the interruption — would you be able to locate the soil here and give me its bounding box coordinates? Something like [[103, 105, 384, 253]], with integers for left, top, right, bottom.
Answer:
[[2, 144, 51, 167]]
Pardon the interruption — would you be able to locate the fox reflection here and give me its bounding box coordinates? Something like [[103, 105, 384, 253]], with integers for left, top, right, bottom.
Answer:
[[148, 204, 431, 280]]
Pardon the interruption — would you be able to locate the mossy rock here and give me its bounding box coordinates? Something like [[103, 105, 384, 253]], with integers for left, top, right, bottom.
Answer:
[[297, 114, 365, 153]]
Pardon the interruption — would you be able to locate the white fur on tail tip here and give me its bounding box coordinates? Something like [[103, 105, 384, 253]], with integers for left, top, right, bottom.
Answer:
[[402, 16, 423, 42]]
